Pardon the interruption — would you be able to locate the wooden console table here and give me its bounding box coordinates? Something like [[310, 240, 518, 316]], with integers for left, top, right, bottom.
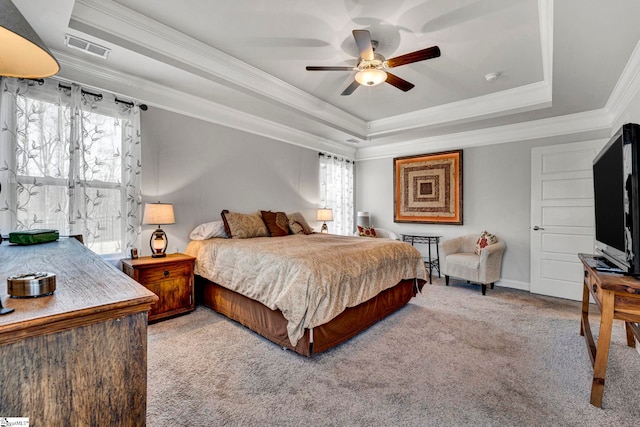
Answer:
[[578, 253, 640, 408], [0, 238, 158, 425]]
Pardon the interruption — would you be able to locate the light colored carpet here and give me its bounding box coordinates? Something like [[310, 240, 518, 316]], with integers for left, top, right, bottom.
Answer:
[[147, 278, 640, 426]]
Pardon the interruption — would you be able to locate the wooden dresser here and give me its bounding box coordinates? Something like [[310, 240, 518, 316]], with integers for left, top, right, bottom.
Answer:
[[0, 238, 158, 426]]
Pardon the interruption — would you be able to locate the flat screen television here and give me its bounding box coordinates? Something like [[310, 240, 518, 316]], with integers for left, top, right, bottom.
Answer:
[[593, 122, 640, 275]]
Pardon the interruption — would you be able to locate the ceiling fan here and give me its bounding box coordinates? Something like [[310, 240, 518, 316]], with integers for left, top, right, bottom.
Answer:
[[306, 29, 440, 96]]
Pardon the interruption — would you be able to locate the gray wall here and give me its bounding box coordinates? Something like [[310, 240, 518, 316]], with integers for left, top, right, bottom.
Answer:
[[139, 107, 319, 256], [355, 134, 609, 290], [139, 105, 612, 290]]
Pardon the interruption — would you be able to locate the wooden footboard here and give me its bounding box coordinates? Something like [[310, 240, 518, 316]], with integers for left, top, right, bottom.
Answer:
[[195, 276, 424, 356]]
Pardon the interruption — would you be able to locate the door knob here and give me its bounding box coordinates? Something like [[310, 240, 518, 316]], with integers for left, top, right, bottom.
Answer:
[[533, 226, 545, 231]]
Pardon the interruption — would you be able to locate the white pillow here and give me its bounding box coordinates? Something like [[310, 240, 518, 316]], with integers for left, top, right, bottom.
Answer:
[[189, 220, 228, 240]]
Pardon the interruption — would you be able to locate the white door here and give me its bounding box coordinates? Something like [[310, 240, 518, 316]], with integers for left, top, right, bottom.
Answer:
[[530, 140, 606, 300]]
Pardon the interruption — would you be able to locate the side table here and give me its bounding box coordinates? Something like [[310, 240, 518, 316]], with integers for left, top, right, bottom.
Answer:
[[401, 234, 441, 284], [578, 253, 640, 407], [121, 253, 196, 323]]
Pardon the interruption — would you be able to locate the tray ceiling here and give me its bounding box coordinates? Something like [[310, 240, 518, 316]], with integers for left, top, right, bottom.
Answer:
[[13, 0, 640, 158]]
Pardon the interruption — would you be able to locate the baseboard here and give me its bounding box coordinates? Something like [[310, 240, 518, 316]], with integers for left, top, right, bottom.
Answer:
[[495, 279, 530, 292]]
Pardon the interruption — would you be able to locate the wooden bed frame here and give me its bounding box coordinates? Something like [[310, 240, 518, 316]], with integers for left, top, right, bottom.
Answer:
[[195, 275, 425, 356]]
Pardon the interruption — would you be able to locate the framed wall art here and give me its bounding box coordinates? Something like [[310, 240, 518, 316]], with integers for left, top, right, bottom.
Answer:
[[393, 150, 463, 224]]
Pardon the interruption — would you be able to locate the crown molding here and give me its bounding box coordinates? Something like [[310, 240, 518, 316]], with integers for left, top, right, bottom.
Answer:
[[71, 0, 367, 137], [366, 0, 554, 137], [355, 109, 611, 160], [64, 0, 612, 163], [55, 50, 356, 159], [538, 0, 554, 85], [356, 0, 640, 161], [70, 0, 556, 143], [606, 39, 640, 129], [367, 81, 551, 136]]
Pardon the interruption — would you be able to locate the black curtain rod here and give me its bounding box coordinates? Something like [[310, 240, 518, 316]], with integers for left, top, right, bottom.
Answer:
[[58, 83, 102, 101], [115, 97, 148, 111], [318, 152, 354, 163], [19, 78, 44, 86], [57, 83, 147, 110]]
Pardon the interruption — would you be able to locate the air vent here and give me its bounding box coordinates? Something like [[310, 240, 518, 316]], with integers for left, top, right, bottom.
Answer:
[[64, 34, 110, 59], [346, 138, 361, 144]]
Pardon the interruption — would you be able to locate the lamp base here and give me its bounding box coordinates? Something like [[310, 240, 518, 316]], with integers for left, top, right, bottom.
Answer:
[[321, 222, 328, 233], [150, 227, 168, 258]]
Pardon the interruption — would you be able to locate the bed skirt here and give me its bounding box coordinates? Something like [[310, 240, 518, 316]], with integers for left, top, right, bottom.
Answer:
[[195, 275, 424, 356]]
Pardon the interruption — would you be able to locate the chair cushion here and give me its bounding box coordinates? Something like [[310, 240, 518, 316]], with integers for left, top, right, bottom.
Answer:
[[447, 253, 480, 269], [445, 253, 481, 282], [475, 230, 497, 254]]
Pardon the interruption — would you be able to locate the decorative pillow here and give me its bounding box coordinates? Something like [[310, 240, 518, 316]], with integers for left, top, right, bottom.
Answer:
[[261, 211, 290, 237], [289, 221, 304, 235], [220, 210, 269, 239], [287, 212, 313, 235], [189, 220, 227, 240], [475, 230, 498, 255], [357, 225, 377, 238]]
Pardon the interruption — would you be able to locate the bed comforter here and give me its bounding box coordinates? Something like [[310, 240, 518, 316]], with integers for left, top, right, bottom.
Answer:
[[185, 233, 427, 346]]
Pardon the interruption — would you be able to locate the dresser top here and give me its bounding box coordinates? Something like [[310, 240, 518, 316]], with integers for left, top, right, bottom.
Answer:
[[0, 238, 158, 344]]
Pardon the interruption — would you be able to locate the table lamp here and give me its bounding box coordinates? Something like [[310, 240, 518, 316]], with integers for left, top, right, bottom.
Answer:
[[316, 208, 333, 233], [0, 0, 60, 78], [357, 211, 370, 227], [143, 202, 175, 257]]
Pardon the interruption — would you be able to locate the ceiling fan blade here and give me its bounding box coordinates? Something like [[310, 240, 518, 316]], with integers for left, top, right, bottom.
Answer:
[[385, 72, 415, 92], [341, 80, 360, 96], [352, 30, 374, 61], [386, 46, 441, 68], [306, 66, 354, 71]]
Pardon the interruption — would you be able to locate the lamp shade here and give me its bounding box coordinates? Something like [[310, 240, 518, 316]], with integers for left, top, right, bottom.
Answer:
[[357, 211, 370, 227], [355, 68, 387, 86], [0, 0, 60, 78], [316, 208, 333, 222], [143, 202, 175, 226]]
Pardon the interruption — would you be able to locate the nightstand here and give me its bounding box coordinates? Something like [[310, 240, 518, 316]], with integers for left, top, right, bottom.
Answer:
[[121, 253, 196, 323]]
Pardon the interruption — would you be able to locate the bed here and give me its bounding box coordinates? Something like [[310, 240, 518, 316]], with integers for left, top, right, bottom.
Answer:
[[185, 233, 427, 356]]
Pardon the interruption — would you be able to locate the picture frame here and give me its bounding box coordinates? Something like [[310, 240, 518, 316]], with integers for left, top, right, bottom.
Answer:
[[393, 150, 463, 224]]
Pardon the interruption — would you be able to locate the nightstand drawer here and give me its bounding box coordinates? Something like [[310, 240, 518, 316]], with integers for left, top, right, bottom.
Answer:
[[137, 262, 192, 283]]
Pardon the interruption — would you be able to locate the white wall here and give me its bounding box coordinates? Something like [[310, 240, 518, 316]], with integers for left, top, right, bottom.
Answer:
[[139, 107, 320, 256]]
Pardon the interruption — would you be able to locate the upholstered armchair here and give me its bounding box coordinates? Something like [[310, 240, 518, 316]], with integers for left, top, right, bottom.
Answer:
[[440, 234, 506, 295]]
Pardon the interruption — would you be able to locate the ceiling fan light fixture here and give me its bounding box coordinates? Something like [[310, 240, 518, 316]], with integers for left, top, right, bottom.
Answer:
[[355, 68, 387, 86]]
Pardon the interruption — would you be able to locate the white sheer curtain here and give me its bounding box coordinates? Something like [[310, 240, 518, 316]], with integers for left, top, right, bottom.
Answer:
[[318, 153, 354, 235], [0, 78, 142, 257]]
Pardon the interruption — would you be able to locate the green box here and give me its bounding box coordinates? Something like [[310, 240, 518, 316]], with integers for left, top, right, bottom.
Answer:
[[9, 229, 59, 245]]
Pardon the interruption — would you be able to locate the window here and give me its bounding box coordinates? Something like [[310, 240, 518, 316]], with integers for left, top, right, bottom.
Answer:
[[319, 153, 354, 235], [0, 78, 142, 257]]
